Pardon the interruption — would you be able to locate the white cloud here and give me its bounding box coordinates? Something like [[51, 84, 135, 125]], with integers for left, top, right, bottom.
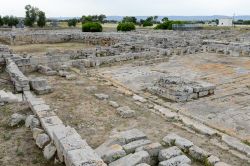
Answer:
[[0, 0, 249, 17]]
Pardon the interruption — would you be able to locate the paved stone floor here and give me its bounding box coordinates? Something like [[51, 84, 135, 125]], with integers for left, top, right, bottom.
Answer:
[[100, 53, 250, 141]]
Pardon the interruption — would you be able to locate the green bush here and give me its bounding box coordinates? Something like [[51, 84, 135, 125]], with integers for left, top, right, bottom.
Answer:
[[82, 22, 102, 32], [143, 21, 153, 27], [117, 22, 135, 31], [155, 20, 184, 30]]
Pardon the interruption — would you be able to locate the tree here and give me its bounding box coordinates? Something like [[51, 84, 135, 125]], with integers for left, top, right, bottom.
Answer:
[[3, 16, 9, 25], [162, 17, 169, 22], [98, 14, 106, 23], [8, 16, 19, 27], [0, 16, 3, 26], [68, 18, 78, 27], [153, 16, 158, 23], [37, 11, 46, 27], [122, 16, 137, 24], [117, 22, 136, 31], [24, 5, 38, 27], [82, 22, 102, 32]]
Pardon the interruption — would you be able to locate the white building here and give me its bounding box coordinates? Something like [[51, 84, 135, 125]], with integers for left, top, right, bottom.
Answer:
[[218, 19, 233, 26]]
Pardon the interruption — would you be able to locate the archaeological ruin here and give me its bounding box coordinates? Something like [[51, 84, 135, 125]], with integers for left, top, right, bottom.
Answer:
[[1, 28, 250, 166]]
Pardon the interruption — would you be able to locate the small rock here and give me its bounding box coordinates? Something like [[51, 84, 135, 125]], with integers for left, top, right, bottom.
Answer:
[[25, 115, 35, 128], [206, 155, 220, 166], [102, 144, 126, 164], [66, 74, 77, 80], [109, 101, 119, 108], [9, 113, 25, 127], [133, 95, 147, 103], [36, 133, 50, 148], [25, 115, 40, 129], [43, 142, 57, 160], [95, 93, 109, 100], [32, 128, 44, 140], [117, 106, 135, 118]]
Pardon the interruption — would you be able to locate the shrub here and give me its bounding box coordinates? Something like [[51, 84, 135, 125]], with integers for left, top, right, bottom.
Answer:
[[82, 22, 102, 32], [143, 21, 153, 27], [117, 22, 135, 32], [155, 20, 184, 30]]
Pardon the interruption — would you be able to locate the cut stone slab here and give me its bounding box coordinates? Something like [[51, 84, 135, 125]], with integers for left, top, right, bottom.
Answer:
[[158, 146, 183, 162], [206, 155, 220, 166], [109, 151, 150, 166], [189, 145, 211, 162], [162, 133, 194, 151], [222, 135, 250, 157], [65, 147, 106, 166], [117, 129, 147, 144], [66, 74, 77, 80], [109, 101, 119, 108], [123, 139, 152, 154], [95, 93, 109, 100], [102, 144, 126, 164], [154, 105, 178, 120], [117, 106, 135, 118], [135, 142, 163, 157], [43, 142, 57, 160], [25, 115, 35, 128], [9, 113, 26, 127], [40, 116, 63, 129], [36, 133, 50, 149], [32, 104, 51, 114], [25, 115, 40, 129], [29, 77, 53, 95], [136, 164, 150, 166], [158, 155, 191, 166]]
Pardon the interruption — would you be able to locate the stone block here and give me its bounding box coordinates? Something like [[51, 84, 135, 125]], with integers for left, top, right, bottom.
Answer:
[[123, 139, 152, 154], [117, 106, 135, 118], [158, 155, 191, 166], [117, 129, 147, 144], [36, 133, 50, 148], [135, 142, 163, 157], [101, 144, 126, 163], [158, 146, 183, 161], [109, 151, 150, 166], [205, 155, 220, 166], [189, 145, 211, 162]]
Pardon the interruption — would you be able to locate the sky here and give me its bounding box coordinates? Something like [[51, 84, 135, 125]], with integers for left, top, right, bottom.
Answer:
[[1, 0, 250, 17]]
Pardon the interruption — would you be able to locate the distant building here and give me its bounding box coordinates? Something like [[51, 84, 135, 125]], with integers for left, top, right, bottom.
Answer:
[[218, 19, 233, 26]]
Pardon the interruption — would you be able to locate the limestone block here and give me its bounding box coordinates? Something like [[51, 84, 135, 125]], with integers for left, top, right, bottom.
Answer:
[[158, 155, 191, 166], [162, 133, 194, 151], [43, 142, 57, 160], [94, 93, 109, 100], [158, 146, 183, 162], [117, 129, 147, 144], [109, 101, 119, 108], [65, 148, 106, 166], [189, 145, 211, 161], [9, 113, 26, 127], [214, 162, 231, 166], [135, 142, 163, 157], [32, 128, 44, 140], [123, 139, 152, 154], [102, 144, 126, 163], [206, 155, 220, 166], [133, 95, 147, 103], [109, 151, 150, 166]]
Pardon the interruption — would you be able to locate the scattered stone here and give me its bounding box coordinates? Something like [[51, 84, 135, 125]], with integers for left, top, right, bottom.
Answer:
[[25, 115, 40, 129], [43, 142, 57, 160], [66, 74, 77, 80], [118, 129, 147, 144], [158, 146, 183, 162], [109, 151, 150, 166], [25, 115, 35, 128], [189, 145, 211, 162], [36, 133, 50, 148], [9, 113, 25, 127], [158, 155, 191, 166], [123, 139, 152, 154], [58, 70, 69, 77], [32, 128, 44, 140], [95, 93, 109, 100], [109, 101, 119, 108], [117, 106, 135, 118], [133, 95, 147, 103]]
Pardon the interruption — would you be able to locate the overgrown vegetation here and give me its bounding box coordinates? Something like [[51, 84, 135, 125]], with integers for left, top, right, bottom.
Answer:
[[0, 15, 19, 27], [81, 15, 106, 24], [82, 22, 103, 32], [155, 19, 184, 30], [24, 4, 46, 27], [117, 22, 136, 31], [67, 18, 78, 27]]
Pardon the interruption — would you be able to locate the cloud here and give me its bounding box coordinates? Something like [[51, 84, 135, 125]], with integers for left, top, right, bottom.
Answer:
[[0, 0, 249, 17]]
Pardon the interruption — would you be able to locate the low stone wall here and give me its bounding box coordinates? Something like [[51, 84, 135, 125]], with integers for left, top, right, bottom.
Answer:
[[23, 91, 106, 165]]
